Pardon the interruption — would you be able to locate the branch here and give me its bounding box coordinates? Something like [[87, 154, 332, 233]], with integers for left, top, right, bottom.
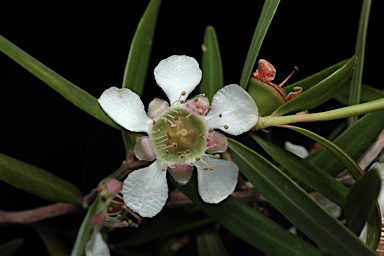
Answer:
[[0, 160, 150, 224]]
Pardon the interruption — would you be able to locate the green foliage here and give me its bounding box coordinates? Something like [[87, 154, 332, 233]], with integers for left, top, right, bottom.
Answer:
[[0, 0, 382, 255], [0, 153, 82, 204], [0, 238, 24, 256], [200, 26, 224, 101]]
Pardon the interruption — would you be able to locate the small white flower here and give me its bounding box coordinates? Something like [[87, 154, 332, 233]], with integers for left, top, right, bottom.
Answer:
[[99, 55, 258, 217]]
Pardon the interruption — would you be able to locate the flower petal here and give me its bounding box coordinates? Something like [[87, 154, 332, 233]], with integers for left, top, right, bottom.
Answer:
[[186, 94, 210, 116], [154, 55, 202, 104], [206, 131, 228, 153], [284, 141, 309, 158], [205, 84, 258, 135], [86, 227, 110, 256], [148, 98, 169, 119], [168, 164, 194, 185], [99, 87, 152, 132], [122, 160, 168, 217], [134, 136, 156, 161], [195, 156, 238, 204]]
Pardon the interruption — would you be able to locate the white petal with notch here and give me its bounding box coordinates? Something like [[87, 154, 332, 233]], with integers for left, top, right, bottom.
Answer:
[[99, 87, 152, 132], [154, 55, 202, 104], [196, 156, 238, 204], [205, 84, 258, 135], [122, 160, 168, 217]]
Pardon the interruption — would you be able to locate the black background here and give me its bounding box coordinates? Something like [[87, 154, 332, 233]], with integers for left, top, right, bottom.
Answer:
[[0, 0, 383, 254]]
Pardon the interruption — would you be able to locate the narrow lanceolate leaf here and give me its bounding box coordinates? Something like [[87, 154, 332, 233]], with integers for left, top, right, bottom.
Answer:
[[200, 26, 223, 101], [284, 59, 348, 93], [122, 0, 161, 95], [171, 175, 324, 256], [114, 210, 214, 247], [71, 197, 103, 256], [283, 125, 363, 180], [335, 84, 384, 105], [239, 0, 280, 89], [0, 238, 24, 256], [348, 0, 372, 126], [344, 168, 380, 235], [0, 153, 82, 205], [121, 0, 161, 158], [196, 227, 229, 256], [228, 139, 376, 256], [272, 56, 357, 117], [306, 110, 384, 177], [252, 135, 348, 207], [0, 35, 122, 131], [37, 229, 69, 256]]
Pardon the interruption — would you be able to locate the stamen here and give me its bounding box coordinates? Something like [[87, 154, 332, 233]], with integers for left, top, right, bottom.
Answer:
[[215, 154, 220, 159], [185, 150, 191, 154], [152, 120, 156, 125], [224, 125, 229, 129], [195, 157, 201, 161], [209, 128, 214, 132], [219, 113, 222, 118], [194, 98, 199, 102]]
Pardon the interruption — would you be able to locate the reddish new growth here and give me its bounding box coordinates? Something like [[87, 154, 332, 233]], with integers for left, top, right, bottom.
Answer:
[[252, 59, 302, 102]]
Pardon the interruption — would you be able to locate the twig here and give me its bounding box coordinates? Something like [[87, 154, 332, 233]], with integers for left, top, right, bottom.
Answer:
[[0, 203, 79, 224], [0, 160, 150, 224]]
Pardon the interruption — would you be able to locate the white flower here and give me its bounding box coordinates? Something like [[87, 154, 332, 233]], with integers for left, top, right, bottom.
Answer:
[[99, 55, 258, 217]]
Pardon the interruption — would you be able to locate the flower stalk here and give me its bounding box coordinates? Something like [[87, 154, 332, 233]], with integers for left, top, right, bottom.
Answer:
[[254, 97, 384, 130]]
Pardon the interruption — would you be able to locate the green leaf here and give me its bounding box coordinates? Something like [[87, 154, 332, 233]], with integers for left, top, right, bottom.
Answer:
[[122, 0, 161, 95], [171, 175, 324, 256], [344, 168, 380, 235], [306, 110, 384, 176], [272, 56, 357, 116], [120, 0, 161, 157], [0, 153, 82, 205], [37, 228, 69, 256], [114, 209, 214, 247], [228, 138, 376, 256], [252, 135, 348, 207], [200, 26, 223, 101], [0, 35, 122, 131], [196, 227, 229, 256], [0, 238, 24, 256], [335, 84, 384, 105], [71, 197, 103, 256], [239, 0, 280, 89], [284, 59, 348, 93], [283, 125, 363, 180], [348, 0, 372, 125]]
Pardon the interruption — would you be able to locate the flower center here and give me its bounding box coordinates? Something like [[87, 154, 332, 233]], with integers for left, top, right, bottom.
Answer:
[[149, 105, 208, 167]]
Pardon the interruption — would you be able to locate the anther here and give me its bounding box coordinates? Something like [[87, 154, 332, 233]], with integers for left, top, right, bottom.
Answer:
[[203, 167, 209, 170], [165, 150, 169, 154], [180, 100, 185, 104], [209, 166, 214, 170], [215, 154, 220, 159], [224, 125, 229, 129], [177, 152, 182, 156], [173, 116, 178, 120], [219, 113, 222, 118], [185, 150, 191, 154], [194, 98, 198, 102], [209, 128, 214, 132], [195, 157, 201, 161], [181, 91, 186, 96], [152, 120, 156, 125]]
